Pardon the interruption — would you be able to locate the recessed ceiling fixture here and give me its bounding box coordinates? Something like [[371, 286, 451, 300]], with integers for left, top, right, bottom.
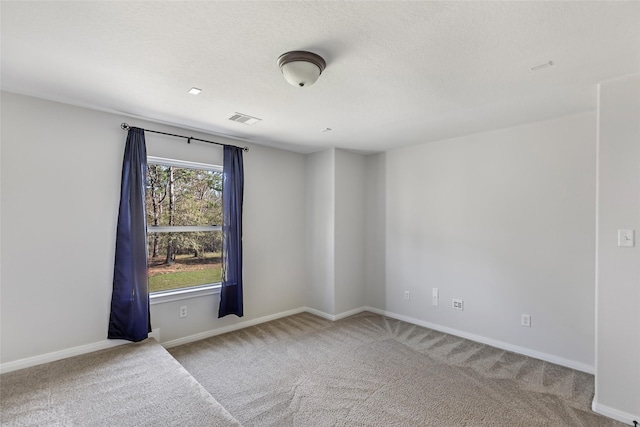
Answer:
[[188, 87, 202, 95], [228, 112, 261, 125], [277, 51, 326, 87], [529, 61, 554, 72]]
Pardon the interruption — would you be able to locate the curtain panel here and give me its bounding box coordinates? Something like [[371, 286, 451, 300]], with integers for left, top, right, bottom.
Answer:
[[108, 127, 151, 341], [219, 145, 244, 318]]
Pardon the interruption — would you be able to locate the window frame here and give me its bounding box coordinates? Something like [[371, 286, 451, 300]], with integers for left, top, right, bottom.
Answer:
[[146, 156, 223, 304]]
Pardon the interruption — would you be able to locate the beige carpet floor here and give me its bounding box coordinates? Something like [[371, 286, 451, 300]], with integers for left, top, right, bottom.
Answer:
[[170, 311, 625, 427], [0, 339, 240, 426]]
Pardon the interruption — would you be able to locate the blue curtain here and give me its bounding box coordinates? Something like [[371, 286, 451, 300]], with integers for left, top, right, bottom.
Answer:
[[108, 127, 151, 341], [219, 145, 244, 318]]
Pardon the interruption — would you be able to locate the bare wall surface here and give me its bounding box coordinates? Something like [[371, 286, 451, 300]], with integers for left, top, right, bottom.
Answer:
[[0, 91, 307, 363], [365, 153, 387, 309], [305, 148, 367, 317], [595, 74, 640, 421], [305, 149, 335, 315], [334, 149, 366, 314], [383, 113, 597, 368]]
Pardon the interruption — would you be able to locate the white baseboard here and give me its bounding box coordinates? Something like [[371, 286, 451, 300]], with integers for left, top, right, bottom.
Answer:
[[0, 338, 127, 374], [335, 307, 368, 320], [592, 400, 638, 425], [162, 306, 364, 349], [148, 328, 161, 341], [303, 306, 366, 321], [302, 307, 335, 320], [0, 308, 313, 373], [161, 307, 306, 348], [0, 328, 162, 374], [363, 306, 595, 374], [0, 305, 594, 378], [177, 304, 593, 374]]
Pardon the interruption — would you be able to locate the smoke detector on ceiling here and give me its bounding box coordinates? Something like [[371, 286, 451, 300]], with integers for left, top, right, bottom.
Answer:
[[228, 112, 262, 125], [529, 61, 554, 71]]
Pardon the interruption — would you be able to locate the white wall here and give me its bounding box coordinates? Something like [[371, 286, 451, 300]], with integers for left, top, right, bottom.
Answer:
[[3, 87, 637, 424], [305, 148, 335, 315], [0, 91, 307, 364], [150, 141, 307, 343], [334, 149, 365, 314], [305, 148, 366, 317], [594, 73, 640, 423], [382, 113, 597, 369], [365, 152, 386, 309]]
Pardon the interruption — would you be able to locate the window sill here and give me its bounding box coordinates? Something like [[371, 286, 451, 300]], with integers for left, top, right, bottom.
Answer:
[[149, 283, 221, 305]]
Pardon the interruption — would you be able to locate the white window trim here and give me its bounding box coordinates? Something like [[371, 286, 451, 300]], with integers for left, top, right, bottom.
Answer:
[[149, 283, 221, 305], [148, 225, 222, 233], [147, 156, 222, 173], [147, 156, 223, 300]]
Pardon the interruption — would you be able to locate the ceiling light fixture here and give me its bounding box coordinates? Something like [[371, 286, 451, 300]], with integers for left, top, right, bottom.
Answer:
[[188, 87, 202, 95], [277, 51, 326, 87]]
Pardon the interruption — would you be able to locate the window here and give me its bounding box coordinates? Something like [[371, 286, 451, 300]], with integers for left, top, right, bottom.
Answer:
[[146, 157, 222, 295]]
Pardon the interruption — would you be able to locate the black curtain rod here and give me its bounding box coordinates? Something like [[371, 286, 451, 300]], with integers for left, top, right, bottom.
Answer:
[[121, 123, 249, 152]]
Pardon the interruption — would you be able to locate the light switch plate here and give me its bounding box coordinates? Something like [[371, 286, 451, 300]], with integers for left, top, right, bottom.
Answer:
[[618, 229, 635, 247]]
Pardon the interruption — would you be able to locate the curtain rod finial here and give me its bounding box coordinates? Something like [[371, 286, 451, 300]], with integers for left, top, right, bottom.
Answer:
[[121, 123, 130, 130]]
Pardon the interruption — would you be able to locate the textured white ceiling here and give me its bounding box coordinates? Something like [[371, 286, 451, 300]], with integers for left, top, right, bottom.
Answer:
[[2, 1, 639, 153]]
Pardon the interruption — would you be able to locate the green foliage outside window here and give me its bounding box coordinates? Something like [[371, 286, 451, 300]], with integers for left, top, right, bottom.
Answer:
[[146, 163, 223, 293]]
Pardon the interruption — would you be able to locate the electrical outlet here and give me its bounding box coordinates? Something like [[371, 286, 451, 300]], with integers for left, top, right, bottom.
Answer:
[[618, 229, 635, 247], [432, 288, 439, 306], [404, 291, 410, 301], [179, 306, 187, 318], [452, 299, 463, 310], [521, 314, 531, 327]]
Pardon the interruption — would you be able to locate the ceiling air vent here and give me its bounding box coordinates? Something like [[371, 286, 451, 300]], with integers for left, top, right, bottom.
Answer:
[[228, 112, 261, 125]]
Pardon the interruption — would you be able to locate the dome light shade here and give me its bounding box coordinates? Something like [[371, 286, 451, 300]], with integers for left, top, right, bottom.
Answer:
[[277, 51, 326, 87], [281, 61, 321, 87]]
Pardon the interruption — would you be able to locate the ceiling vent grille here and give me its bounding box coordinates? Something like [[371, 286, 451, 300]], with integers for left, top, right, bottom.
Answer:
[[228, 112, 261, 125]]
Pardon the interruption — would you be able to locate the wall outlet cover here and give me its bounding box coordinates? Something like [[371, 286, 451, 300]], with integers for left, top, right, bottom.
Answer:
[[617, 229, 635, 247]]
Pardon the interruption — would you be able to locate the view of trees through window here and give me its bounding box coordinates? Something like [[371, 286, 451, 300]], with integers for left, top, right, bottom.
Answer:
[[146, 161, 223, 293]]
